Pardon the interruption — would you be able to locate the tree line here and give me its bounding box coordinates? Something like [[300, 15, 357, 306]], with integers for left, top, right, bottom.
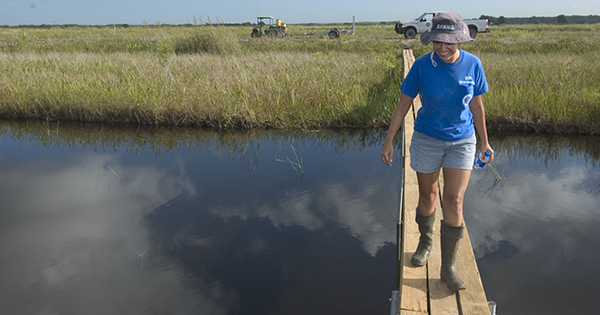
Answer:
[[480, 14, 600, 25], [3, 14, 600, 29]]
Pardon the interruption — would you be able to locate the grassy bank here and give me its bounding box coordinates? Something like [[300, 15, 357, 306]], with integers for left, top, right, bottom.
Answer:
[[467, 24, 600, 134], [0, 50, 401, 129], [1, 24, 600, 133], [0, 25, 403, 129], [481, 51, 600, 133]]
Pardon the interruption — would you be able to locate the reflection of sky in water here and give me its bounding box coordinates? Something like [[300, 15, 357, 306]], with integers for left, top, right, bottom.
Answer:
[[0, 134, 400, 315], [2, 131, 600, 315], [465, 144, 600, 315]]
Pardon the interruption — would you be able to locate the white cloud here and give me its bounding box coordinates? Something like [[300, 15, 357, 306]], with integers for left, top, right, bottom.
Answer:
[[466, 160, 599, 265], [0, 154, 234, 315]]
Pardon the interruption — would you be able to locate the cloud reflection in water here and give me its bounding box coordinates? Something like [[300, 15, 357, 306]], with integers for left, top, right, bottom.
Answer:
[[465, 148, 600, 315], [0, 137, 400, 315]]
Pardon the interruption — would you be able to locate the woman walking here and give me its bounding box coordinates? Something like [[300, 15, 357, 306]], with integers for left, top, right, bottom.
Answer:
[[381, 12, 493, 291]]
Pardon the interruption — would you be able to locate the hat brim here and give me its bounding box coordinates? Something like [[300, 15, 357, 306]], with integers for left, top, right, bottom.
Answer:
[[420, 30, 473, 45]]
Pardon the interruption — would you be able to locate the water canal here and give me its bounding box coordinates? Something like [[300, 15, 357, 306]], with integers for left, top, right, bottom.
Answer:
[[0, 122, 599, 315]]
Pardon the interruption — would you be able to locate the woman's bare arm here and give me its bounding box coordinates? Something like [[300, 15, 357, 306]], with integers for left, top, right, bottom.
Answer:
[[381, 94, 415, 166]]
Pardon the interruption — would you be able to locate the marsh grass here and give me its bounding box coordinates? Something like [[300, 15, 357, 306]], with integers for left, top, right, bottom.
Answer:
[[276, 145, 305, 176], [458, 24, 600, 134], [0, 50, 401, 128], [174, 27, 240, 54], [1, 24, 600, 133], [481, 51, 600, 133]]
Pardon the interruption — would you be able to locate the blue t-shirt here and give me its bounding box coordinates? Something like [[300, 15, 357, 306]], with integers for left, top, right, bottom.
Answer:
[[401, 50, 488, 141]]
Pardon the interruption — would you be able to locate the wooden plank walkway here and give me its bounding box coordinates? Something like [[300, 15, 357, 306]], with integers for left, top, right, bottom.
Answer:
[[395, 49, 490, 315]]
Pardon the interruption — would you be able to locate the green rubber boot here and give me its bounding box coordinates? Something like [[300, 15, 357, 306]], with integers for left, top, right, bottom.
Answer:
[[410, 209, 436, 266], [440, 220, 467, 291]]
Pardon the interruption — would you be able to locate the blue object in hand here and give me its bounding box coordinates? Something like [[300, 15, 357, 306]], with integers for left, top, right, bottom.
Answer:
[[473, 150, 491, 169]]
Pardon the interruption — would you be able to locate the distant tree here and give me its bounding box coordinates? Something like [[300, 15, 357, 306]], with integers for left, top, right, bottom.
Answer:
[[557, 14, 569, 24], [529, 16, 541, 24], [498, 16, 506, 25], [480, 14, 498, 25]]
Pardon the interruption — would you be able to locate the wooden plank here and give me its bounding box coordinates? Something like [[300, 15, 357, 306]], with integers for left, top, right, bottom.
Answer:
[[400, 49, 428, 314], [403, 48, 413, 78], [456, 226, 490, 314], [400, 184, 428, 314]]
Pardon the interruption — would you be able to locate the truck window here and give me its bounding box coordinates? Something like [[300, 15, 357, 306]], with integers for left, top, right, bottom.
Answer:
[[420, 13, 434, 22]]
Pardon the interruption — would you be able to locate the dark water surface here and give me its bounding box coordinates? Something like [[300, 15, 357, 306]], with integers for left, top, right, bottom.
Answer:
[[1, 123, 599, 315], [0, 124, 400, 315], [465, 135, 600, 315]]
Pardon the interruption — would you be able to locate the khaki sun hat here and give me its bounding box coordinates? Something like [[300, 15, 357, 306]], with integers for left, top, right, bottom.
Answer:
[[420, 12, 473, 45]]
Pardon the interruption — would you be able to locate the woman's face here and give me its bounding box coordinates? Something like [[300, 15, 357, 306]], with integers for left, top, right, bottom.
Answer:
[[433, 41, 460, 63]]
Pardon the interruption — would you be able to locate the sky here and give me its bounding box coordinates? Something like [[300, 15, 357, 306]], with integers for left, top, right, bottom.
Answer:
[[1, 0, 600, 26]]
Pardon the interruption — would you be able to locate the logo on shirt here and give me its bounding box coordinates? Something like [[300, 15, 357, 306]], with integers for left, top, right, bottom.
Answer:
[[463, 94, 473, 106], [459, 76, 474, 85], [461, 76, 474, 106]]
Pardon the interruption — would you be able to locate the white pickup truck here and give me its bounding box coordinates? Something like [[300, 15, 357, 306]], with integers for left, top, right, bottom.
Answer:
[[395, 11, 489, 39]]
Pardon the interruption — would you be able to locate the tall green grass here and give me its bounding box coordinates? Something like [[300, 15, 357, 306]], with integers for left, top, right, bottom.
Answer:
[[0, 24, 398, 54], [480, 51, 600, 133], [1, 24, 600, 133], [407, 24, 600, 134], [174, 27, 241, 54], [0, 49, 401, 128], [459, 24, 600, 134]]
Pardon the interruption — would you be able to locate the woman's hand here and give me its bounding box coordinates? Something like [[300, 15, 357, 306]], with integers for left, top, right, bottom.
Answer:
[[381, 142, 394, 166], [480, 144, 494, 164]]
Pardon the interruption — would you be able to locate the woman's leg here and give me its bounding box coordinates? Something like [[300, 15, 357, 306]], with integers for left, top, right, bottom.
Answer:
[[416, 170, 441, 215], [441, 168, 471, 226], [410, 171, 441, 266], [439, 167, 471, 291]]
